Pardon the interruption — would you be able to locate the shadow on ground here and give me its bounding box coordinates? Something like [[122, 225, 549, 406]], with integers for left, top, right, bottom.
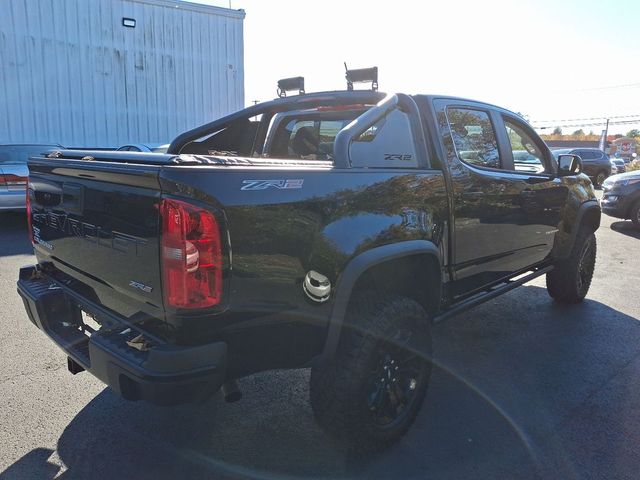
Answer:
[[3, 285, 640, 480], [610, 220, 640, 239], [0, 212, 33, 257]]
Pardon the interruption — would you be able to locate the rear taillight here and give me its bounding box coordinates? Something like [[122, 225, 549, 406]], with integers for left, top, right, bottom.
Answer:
[[4, 174, 28, 187], [160, 198, 223, 309], [26, 179, 34, 244]]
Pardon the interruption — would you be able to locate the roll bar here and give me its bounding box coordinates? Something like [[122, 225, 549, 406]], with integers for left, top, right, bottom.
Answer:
[[333, 93, 429, 169]]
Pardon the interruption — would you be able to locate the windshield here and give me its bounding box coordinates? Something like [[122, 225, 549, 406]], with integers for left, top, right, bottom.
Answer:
[[267, 115, 359, 160]]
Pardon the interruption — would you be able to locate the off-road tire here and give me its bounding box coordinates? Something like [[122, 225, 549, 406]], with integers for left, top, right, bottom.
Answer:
[[310, 294, 432, 453], [546, 228, 597, 303], [631, 200, 640, 227]]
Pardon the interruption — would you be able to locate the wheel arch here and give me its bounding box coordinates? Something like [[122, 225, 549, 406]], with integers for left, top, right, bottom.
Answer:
[[319, 240, 442, 363], [580, 202, 601, 232], [554, 200, 601, 260], [624, 193, 640, 220]]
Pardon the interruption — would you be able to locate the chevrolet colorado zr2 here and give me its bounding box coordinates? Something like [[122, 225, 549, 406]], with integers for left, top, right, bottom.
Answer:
[[17, 88, 600, 452]]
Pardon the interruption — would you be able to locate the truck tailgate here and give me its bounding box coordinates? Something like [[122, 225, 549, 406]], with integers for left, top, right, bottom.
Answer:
[[28, 158, 164, 312]]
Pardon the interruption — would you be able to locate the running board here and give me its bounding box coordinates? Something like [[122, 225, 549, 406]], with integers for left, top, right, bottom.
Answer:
[[433, 266, 553, 323]]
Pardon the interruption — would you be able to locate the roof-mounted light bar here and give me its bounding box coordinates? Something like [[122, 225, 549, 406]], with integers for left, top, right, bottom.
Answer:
[[277, 76, 305, 98], [345, 63, 378, 92]]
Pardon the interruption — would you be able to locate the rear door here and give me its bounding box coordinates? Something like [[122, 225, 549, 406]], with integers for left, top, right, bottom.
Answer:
[[576, 149, 597, 177], [435, 100, 527, 296], [28, 158, 164, 315], [434, 100, 566, 298]]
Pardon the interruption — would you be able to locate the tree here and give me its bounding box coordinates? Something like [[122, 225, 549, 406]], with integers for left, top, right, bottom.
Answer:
[[572, 129, 585, 136], [626, 129, 640, 138], [552, 126, 563, 135], [589, 130, 595, 136]]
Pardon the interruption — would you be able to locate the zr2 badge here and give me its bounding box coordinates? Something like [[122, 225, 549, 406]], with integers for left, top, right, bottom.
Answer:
[[241, 179, 304, 191]]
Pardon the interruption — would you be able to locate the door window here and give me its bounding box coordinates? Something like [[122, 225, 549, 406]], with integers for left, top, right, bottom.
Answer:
[[446, 108, 500, 169], [503, 117, 546, 173]]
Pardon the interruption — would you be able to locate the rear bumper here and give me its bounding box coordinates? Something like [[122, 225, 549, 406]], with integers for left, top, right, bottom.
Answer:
[[0, 190, 26, 210], [17, 265, 226, 406]]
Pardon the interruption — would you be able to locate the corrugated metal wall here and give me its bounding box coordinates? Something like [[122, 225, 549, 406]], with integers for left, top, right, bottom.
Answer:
[[0, 0, 244, 147]]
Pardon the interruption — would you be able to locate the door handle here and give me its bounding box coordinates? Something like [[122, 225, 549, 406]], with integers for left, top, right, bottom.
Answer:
[[524, 176, 551, 185]]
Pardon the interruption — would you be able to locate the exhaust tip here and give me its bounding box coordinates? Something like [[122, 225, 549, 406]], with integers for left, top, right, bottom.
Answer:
[[221, 380, 242, 403]]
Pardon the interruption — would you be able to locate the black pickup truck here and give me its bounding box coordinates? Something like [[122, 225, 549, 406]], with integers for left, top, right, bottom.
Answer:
[[18, 89, 600, 452]]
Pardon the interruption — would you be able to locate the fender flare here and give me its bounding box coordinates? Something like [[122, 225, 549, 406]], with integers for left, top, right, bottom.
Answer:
[[555, 200, 601, 259], [318, 240, 442, 364]]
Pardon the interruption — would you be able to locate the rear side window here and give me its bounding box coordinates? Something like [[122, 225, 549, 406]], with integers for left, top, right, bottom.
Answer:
[[349, 109, 419, 168], [446, 108, 500, 169], [270, 118, 352, 160], [579, 150, 596, 160]]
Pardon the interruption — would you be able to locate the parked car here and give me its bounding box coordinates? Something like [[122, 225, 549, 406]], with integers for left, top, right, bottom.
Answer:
[[0, 144, 61, 211], [116, 143, 169, 153], [611, 158, 626, 174], [18, 90, 600, 453], [552, 147, 611, 186], [601, 171, 640, 226], [513, 150, 546, 173]]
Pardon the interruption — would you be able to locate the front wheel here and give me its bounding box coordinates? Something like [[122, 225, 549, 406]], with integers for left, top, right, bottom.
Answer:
[[631, 200, 640, 227], [546, 228, 597, 303], [310, 295, 432, 453]]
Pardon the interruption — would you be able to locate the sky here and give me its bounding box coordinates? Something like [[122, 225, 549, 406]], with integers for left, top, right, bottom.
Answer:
[[193, 0, 640, 134]]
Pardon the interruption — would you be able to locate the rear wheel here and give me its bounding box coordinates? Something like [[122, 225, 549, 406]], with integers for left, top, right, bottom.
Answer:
[[546, 228, 596, 303], [310, 294, 432, 453]]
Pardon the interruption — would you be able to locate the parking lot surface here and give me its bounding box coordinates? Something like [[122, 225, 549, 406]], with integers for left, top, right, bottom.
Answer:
[[1, 195, 640, 479]]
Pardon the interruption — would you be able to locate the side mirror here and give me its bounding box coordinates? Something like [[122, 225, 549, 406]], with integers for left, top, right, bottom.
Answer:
[[557, 154, 581, 175]]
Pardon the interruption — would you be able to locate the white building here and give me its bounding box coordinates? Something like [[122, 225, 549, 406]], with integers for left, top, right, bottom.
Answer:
[[0, 0, 245, 147]]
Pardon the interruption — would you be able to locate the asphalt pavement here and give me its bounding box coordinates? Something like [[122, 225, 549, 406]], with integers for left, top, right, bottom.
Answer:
[[1, 194, 640, 480]]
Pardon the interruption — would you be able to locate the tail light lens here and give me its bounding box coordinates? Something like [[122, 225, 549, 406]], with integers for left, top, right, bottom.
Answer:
[[26, 179, 34, 244], [160, 198, 223, 309], [4, 174, 28, 188]]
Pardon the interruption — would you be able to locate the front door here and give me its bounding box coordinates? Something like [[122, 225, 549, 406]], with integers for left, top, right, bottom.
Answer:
[[496, 113, 568, 269]]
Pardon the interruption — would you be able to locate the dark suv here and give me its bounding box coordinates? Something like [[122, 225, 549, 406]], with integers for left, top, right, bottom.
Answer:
[[601, 171, 640, 225], [552, 148, 611, 186]]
